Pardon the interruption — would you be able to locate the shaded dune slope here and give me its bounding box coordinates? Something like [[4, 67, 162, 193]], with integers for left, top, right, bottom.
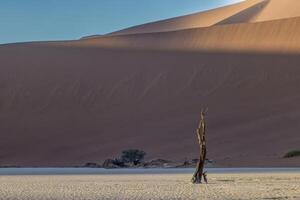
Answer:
[[216, 0, 269, 25], [1, 43, 300, 167]]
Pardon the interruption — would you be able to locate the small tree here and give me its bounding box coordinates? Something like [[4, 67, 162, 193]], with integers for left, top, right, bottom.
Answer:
[[121, 149, 146, 165]]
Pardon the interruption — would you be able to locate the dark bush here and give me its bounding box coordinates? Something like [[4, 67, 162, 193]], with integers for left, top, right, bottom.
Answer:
[[284, 150, 300, 158], [121, 149, 146, 164]]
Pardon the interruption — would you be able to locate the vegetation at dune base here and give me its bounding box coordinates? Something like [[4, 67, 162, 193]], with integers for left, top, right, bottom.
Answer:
[[101, 149, 147, 168], [121, 149, 146, 165], [283, 150, 300, 158]]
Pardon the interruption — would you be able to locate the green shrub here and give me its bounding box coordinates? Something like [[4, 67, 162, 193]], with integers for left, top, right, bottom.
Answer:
[[283, 150, 300, 158]]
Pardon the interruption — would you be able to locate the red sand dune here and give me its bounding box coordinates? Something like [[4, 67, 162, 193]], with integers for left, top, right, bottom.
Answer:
[[77, 17, 300, 53], [107, 0, 300, 36], [108, 0, 264, 36], [0, 0, 300, 167], [252, 0, 300, 22]]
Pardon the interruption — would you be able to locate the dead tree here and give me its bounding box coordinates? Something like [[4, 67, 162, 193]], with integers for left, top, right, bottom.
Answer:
[[191, 110, 207, 184]]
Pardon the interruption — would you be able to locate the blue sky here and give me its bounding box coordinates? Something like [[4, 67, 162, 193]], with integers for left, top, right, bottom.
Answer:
[[0, 0, 242, 44]]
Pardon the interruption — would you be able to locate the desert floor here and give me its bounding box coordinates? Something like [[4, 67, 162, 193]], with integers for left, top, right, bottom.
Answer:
[[0, 170, 300, 200]]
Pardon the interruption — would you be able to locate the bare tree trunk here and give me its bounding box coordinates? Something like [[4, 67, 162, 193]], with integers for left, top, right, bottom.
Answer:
[[191, 111, 207, 184]]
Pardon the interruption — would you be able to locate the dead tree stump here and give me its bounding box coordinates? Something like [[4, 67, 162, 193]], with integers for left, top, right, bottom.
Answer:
[[191, 111, 207, 184]]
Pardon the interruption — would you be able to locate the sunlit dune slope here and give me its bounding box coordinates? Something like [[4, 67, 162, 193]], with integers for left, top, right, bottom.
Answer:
[[78, 17, 300, 53], [107, 0, 265, 36], [216, 0, 300, 25], [104, 0, 300, 36], [252, 0, 300, 22]]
